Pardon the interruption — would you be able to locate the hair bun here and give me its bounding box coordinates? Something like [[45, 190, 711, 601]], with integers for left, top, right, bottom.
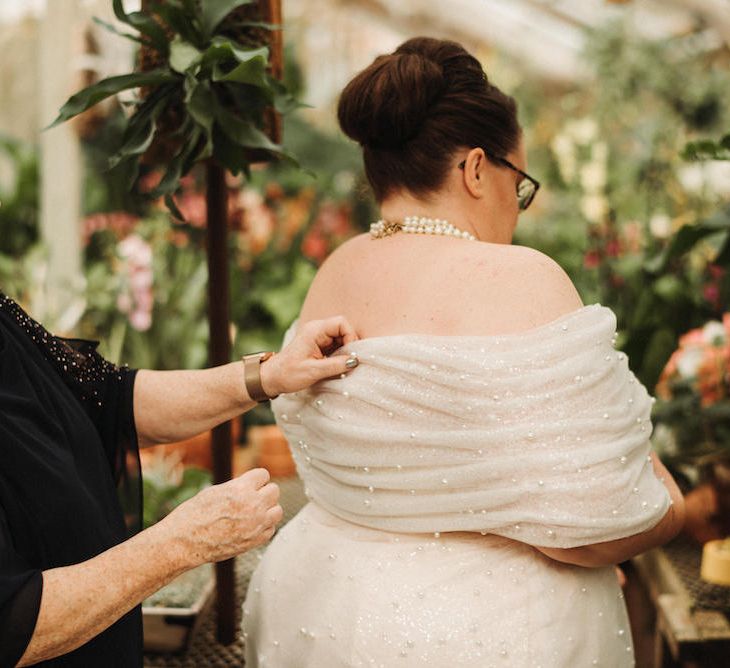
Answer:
[[337, 52, 445, 150]]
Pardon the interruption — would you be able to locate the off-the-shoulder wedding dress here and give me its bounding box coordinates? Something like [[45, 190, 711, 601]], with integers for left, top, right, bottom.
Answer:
[[243, 305, 670, 667]]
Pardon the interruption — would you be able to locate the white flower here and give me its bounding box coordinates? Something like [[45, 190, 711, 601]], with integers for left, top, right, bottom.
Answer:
[[118, 234, 152, 267], [333, 170, 356, 195], [580, 162, 607, 193], [704, 162, 730, 197], [702, 320, 726, 345], [580, 194, 609, 223], [551, 133, 576, 182], [678, 162, 730, 197], [649, 213, 672, 239], [677, 165, 705, 194], [567, 118, 598, 145], [652, 424, 679, 457], [240, 187, 264, 209], [676, 346, 703, 380]]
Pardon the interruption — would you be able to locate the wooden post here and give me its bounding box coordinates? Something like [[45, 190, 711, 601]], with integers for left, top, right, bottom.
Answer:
[[205, 160, 237, 644]]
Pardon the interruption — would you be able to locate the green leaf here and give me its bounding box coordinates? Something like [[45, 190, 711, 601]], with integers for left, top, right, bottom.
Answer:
[[109, 118, 156, 169], [224, 20, 281, 31], [682, 133, 730, 161], [211, 124, 249, 175], [267, 75, 309, 114], [640, 328, 679, 393], [645, 214, 730, 273], [148, 127, 203, 198], [47, 70, 176, 129], [154, 2, 204, 48], [185, 79, 215, 134], [170, 36, 202, 73], [202, 39, 268, 68], [213, 52, 268, 86], [108, 92, 169, 168], [715, 229, 730, 266], [112, 0, 169, 53], [213, 104, 281, 153], [92, 15, 147, 45], [200, 0, 255, 39], [164, 193, 186, 221], [653, 275, 685, 301]]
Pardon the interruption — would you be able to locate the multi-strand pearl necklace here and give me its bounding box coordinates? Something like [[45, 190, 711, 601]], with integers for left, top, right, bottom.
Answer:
[[370, 215, 477, 241]]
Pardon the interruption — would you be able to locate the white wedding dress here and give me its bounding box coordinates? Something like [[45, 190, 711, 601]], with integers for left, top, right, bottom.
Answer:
[[243, 305, 671, 667]]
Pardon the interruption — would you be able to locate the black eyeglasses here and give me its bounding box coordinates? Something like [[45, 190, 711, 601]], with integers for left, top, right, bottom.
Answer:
[[458, 154, 540, 211]]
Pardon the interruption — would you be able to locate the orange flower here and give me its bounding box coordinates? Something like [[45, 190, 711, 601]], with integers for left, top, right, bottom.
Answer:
[[679, 327, 704, 347], [697, 346, 730, 407]]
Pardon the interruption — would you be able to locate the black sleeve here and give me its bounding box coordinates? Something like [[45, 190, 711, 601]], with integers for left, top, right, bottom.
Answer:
[[0, 506, 42, 668], [0, 295, 143, 534], [57, 339, 142, 535], [58, 339, 140, 484]]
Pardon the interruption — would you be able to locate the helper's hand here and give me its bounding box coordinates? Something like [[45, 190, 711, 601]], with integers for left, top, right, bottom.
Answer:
[[161, 468, 283, 567], [260, 316, 360, 397]]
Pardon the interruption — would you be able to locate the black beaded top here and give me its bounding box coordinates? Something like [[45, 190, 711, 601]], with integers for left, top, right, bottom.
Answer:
[[0, 291, 142, 666], [0, 292, 126, 409]]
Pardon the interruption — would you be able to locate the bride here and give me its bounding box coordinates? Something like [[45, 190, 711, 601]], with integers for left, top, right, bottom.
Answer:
[[243, 37, 685, 667]]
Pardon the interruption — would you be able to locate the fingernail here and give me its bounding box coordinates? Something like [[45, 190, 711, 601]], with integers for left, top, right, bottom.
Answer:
[[345, 357, 359, 369]]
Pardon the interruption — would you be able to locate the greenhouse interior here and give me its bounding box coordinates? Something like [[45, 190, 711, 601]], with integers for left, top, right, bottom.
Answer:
[[1, 1, 730, 667]]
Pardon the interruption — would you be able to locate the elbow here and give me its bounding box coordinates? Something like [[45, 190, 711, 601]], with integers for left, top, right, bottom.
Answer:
[[535, 545, 609, 569], [662, 494, 686, 545]]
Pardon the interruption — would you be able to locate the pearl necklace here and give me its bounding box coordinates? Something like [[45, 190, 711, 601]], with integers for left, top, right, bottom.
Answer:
[[370, 216, 477, 241]]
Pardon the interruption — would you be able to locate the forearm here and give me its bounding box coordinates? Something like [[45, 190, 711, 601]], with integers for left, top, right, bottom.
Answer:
[[17, 518, 192, 666], [133, 364, 256, 446], [535, 454, 686, 568]]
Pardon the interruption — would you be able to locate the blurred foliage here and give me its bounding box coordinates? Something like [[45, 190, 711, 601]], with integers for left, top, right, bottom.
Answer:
[[140, 451, 211, 529], [51, 0, 303, 219], [0, 137, 39, 256], [514, 22, 730, 392], [683, 133, 730, 161]]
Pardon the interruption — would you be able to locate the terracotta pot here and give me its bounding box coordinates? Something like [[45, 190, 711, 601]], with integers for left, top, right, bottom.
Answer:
[[146, 419, 242, 471], [682, 460, 730, 544], [249, 425, 296, 477]]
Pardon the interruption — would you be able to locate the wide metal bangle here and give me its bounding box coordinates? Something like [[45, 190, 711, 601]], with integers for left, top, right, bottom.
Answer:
[[242, 351, 278, 403]]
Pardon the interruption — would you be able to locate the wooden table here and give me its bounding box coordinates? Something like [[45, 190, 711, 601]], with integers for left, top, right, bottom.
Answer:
[[631, 547, 730, 667]]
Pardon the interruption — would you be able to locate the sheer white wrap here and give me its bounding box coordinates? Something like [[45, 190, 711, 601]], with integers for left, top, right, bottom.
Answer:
[[273, 304, 669, 547], [243, 304, 671, 667]]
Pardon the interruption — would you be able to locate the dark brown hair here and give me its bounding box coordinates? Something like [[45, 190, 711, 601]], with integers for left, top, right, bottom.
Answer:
[[337, 37, 520, 202]]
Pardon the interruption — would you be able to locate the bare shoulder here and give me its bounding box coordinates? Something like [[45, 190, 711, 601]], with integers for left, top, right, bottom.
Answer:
[[453, 242, 584, 330], [299, 233, 371, 323]]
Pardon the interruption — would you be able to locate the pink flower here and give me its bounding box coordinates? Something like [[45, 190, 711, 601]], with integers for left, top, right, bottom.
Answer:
[[583, 250, 601, 269], [302, 232, 328, 264], [129, 309, 152, 332], [704, 283, 720, 307], [605, 239, 622, 258], [117, 233, 154, 331]]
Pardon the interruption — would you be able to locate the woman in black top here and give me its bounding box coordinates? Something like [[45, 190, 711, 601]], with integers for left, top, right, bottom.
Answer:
[[0, 291, 359, 667]]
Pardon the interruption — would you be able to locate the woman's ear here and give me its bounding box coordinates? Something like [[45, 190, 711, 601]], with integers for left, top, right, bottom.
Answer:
[[462, 148, 486, 197]]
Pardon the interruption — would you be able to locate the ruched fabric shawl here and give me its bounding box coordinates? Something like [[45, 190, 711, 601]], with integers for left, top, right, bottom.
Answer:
[[243, 304, 672, 667], [0, 293, 142, 667], [273, 304, 670, 547]]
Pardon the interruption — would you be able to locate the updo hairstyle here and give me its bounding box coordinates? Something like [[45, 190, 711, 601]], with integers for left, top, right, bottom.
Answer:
[[337, 37, 520, 202]]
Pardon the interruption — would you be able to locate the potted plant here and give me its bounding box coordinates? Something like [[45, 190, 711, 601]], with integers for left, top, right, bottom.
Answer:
[[51, 0, 297, 640], [653, 314, 730, 543]]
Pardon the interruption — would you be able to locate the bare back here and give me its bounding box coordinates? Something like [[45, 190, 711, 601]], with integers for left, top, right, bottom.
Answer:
[[299, 232, 584, 339]]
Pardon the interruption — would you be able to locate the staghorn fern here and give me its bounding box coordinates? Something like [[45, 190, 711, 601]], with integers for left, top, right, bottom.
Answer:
[[50, 0, 299, 219]]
